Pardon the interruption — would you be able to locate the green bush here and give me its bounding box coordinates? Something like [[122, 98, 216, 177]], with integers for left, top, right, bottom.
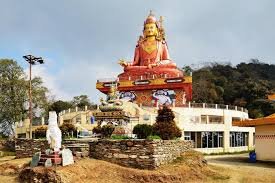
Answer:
[[60, 123, 77, 137], [146, 135, 161, 140], [34, 126, 47, 139], [111, 134, 130, 140], [101, 124, 115, 138], [92, 125, 102, 134], [153, 105, 182, 140], [133, 124, 153, 139]]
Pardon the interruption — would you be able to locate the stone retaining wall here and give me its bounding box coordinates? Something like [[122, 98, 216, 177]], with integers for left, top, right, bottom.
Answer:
[[15, 139, 49, 158], [89, 139, 193, 169], [15, 139, 93, 158], [0, 139, 15, 151]]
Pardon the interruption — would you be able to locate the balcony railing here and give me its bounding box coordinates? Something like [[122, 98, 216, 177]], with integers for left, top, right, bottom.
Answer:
[[97, 73, 184, 83]]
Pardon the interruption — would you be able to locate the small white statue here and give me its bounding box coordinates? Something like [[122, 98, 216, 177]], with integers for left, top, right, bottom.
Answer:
[[46, 111, 62, 152]]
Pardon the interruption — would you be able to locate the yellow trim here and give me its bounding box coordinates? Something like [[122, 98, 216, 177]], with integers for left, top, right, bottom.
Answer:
[[184, 76, 192, 83], [268, 94, 275, 100], [118, 80, 133, 87], [97, 76, 192, 89], [96, 83, 104, 89]]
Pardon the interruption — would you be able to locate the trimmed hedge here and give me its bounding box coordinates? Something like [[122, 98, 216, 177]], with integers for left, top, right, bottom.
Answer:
[[133, 124, 153, 139]]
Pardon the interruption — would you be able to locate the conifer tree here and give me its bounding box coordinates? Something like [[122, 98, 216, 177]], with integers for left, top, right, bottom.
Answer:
[[153, 105, 182, 140]]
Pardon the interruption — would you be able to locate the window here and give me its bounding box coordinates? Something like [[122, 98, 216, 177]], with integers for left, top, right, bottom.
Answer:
[[201, 132, 223, 148], [201, 115, 207, 124], [184, 132, 191, 140], [208, 115, 223, 124], [230, 132, 248, 147], [185, 132, 223, 148]]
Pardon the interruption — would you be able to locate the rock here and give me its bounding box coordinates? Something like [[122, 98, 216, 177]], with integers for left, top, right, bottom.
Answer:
[[126, 141, 134, 147], [62, 149, 74, 166], [45, 158, 52, 167], [30, 152, 41, 167], [118, 154, 128, 159], [129, 155, 137, 159], [75, 152, 82, 157], [19, 167, 62, 183]]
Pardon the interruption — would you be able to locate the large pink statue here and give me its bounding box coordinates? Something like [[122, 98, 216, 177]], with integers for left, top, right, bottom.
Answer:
[[118, 12, 183, 80]]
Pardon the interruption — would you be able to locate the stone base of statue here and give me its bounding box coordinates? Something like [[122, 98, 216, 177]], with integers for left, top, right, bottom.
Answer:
[[97, 75, 192, 107], [38, 151, 62, 166]]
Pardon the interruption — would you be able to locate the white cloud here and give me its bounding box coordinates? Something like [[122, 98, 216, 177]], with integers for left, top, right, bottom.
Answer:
[[1, 0, 275, 103]]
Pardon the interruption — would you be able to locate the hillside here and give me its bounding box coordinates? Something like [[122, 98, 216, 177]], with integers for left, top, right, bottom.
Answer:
[[189, 60, 275, 118]]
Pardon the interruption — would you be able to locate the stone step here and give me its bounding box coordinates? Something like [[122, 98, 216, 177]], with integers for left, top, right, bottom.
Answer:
[[39, 157, 62, 164], [41, 154, 61, 159]]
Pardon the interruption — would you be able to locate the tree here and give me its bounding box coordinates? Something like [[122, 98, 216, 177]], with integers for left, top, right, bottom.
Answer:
[[49, 100, 72, 114], [34, 126, 47, 139], [60, 123, 77, 138], [192, 60, 275, 118], [182, 65, 193, 76], [71, 95, 92, 108], [0, 59, 50, 135], [0, 59, 27, 135], [153, 106, 182, 140]]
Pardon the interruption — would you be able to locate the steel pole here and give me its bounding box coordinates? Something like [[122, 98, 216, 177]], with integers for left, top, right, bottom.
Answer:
[[29, 60, 32, 139]]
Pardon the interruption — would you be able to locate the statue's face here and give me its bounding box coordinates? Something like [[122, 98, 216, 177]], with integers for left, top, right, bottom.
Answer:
[[144, 23, 158, 37]]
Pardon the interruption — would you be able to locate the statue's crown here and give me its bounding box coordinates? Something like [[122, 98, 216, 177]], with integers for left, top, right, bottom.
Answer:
[[144, 10, 157, 25]]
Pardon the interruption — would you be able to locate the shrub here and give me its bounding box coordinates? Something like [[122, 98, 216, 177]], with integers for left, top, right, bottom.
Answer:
[[146, 135, 161, 140], [92, 125, 102, 134], [60, 123, 77, 137], [34, 126, 47, 139], [112, 126, 128, 135], [111, 134, 130, 140], [133, 124, 153, 139], [153, 105, 182, 140], [101, 124, 115, 138]]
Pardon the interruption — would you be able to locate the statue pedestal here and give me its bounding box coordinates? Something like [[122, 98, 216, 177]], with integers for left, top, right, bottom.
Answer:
[[97, 76, 192, 107], [39, 151, 62, 165]]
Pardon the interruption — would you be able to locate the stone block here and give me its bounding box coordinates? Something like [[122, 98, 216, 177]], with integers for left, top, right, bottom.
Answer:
[[139, 155, 149, 159], [118, 154, 128, 159], [129, 155, 137, 159], [75, 152, 82, 157]]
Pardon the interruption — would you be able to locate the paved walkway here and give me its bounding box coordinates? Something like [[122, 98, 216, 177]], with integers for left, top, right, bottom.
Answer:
[[205, 153, 275, 183]]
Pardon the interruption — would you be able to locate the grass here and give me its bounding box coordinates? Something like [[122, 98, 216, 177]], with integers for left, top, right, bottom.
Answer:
[[111, 135, 132, 140], [0, 151, 16, 157], [146, 135, 161, 140]]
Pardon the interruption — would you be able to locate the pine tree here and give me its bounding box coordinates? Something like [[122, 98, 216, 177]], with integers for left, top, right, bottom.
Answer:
[[153, 105, 182, 140]]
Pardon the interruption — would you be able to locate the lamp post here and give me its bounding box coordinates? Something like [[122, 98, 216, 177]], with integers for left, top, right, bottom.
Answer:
[[23, 55, 44, 139]]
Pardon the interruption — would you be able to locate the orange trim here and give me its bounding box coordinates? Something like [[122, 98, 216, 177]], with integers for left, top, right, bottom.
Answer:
[[268, 94, 275, 101], [233, 114, 275, 127]]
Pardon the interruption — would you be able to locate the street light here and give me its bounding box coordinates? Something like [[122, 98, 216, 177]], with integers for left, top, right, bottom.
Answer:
[[23, 55, 44, 139]]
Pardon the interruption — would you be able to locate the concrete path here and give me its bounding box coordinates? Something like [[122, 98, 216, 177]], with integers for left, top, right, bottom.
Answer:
[[205, 153, 275, 183]]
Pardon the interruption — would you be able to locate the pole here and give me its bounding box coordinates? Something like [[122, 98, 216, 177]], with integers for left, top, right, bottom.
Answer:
[[29, 58, 32, 139], [23, 55, 44, 139]]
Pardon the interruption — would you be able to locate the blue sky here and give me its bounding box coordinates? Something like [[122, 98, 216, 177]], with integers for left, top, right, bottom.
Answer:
[[1, 0, 275, 103]]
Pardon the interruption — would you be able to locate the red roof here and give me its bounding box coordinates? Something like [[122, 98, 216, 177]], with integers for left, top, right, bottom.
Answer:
[[233, 113, 275, 127]]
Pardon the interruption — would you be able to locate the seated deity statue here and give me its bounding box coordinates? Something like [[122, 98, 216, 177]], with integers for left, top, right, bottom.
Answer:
[[118, 11, 183, 80], [99, 86, 123, 111]]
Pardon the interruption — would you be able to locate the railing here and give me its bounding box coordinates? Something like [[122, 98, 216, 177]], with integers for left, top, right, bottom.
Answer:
[[59, 102, 248, 116], [97, 73, 184, 83], [97, 77, 118, 83], [59, 105, 98, 116], [143, 102, 248, 113]]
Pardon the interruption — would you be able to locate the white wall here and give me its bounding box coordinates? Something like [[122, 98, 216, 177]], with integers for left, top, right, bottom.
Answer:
[[255, 125, 275, 162], [173, 107, 254, 153]]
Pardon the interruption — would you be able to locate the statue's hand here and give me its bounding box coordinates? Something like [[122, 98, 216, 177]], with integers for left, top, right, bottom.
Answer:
[[118, 59, 128, 67], [147, 63, 157, 69]]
